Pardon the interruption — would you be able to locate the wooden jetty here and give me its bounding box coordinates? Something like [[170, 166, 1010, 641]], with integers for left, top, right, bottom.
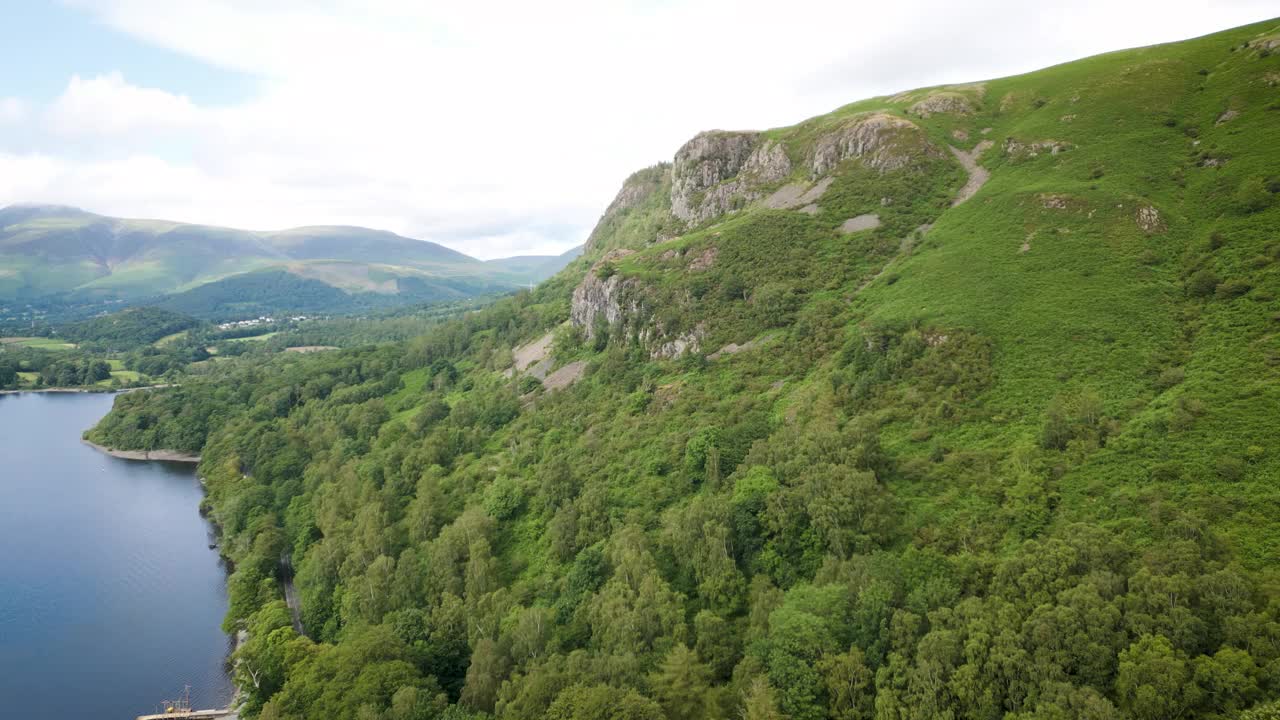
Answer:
[[135, 685, 234, 720]]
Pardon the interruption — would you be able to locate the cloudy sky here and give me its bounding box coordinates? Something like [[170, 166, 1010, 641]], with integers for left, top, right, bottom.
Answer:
[[0, 1, 1275, 259]]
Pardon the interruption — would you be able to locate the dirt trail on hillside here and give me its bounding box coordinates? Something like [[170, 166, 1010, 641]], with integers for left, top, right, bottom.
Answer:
[[949, 140, 993, 206]]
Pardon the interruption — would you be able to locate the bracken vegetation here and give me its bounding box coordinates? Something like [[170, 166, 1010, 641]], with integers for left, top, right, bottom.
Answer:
[[88, 19, 1280, 720]]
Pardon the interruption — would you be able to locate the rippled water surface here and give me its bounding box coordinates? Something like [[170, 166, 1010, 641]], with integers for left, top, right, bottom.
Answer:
[[0, 392, 232, 717]]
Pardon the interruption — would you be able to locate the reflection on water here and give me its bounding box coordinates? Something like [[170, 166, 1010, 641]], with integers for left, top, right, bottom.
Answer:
[[0, 392, 232, 717]]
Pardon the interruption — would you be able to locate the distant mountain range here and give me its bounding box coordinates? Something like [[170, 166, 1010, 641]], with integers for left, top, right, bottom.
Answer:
[[0, 204, 582, 319]]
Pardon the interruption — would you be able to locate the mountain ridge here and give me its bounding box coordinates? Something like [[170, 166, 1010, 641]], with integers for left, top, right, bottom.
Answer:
[[0, 204, 582, 316]]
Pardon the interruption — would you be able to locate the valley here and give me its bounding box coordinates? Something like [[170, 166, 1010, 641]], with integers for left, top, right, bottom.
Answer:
[[0, 206, 581, 324]]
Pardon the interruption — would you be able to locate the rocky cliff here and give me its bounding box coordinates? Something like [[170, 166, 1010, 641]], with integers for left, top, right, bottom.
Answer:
[[570, 109, 951, 357]]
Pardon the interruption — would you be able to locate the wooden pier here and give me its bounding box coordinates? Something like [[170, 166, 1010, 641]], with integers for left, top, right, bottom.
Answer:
[[135, 685, 234, 720]]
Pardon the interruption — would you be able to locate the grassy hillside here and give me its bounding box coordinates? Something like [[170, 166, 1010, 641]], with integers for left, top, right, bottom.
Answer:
[[88, 19, 1280, 720], [0, 206, 578, 313]]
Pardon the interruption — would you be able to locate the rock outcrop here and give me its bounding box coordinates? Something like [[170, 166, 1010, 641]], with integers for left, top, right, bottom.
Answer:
[[670, 132, 792, 224], [620, 113, 939, 231], [570, 250, 706, 359], [810, 113, 938, 177], [910, 92, 974, 118], [570, 250, 636, 337], [1136, 205, 1166, 234], [652, 328, 703, 360], [1003, 137, 1074, 159]]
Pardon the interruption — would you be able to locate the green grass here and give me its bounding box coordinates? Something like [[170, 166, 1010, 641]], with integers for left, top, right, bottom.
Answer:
[[153, 330, 189, 347], [95, 370, 144, 387], [223, 331, 279, 343], [4, 337, 78, 351]]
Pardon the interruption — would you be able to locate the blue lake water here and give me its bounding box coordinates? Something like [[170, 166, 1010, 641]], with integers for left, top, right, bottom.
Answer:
[[0, 392, 232, 717]]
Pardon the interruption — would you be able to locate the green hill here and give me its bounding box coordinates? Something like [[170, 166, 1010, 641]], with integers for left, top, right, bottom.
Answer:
[[0, 206, 578, 315], [87, 19, 1280, 720], [60, 306, 199, 349]]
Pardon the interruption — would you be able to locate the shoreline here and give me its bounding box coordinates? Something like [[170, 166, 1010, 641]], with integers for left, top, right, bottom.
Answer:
[[0, 384, 174, 396], [0, 387, 103, 395], [76, 394, 241, 714], [81, 438, 202, 463]]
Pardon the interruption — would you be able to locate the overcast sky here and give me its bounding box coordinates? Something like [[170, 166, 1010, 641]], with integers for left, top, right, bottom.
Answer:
[[0, 1, 1275, 259]]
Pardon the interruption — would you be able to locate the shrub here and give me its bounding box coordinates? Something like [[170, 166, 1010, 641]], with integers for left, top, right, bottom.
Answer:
[[552, 324, 585, 362], [1186, 269, 1221, 297], [1235, 177, 1272, 214], [1215, 457, 1247, 482], [484, 477, 525, 519], [1215, 278, 1252, 299], [1156, 367, 1185, 389]]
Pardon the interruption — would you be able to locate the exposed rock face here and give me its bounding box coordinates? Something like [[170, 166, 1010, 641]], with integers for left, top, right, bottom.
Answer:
[[670, 132, 791, 224], [652, 328, 703, 360], [666, 113, 937, 226], [570, 250, 705, 359], [742, 139, 792, 178], [1136, 205, 1166, 234], [910, 92, 973, 118], [570, 250, 636, 338], [1004, 137, 1074, 159], [1039, 193, 1071, 210], [1249, 35, 1280, 51], [810, 113, 936, 177]]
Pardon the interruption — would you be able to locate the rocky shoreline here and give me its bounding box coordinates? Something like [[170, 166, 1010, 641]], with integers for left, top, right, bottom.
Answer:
[[81, 439, 201, 463]]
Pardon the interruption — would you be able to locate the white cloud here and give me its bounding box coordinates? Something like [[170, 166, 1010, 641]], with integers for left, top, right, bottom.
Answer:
[[0, 98, 26, 125], [47, 72, 201, 136], [9, 1, 1280, 258]]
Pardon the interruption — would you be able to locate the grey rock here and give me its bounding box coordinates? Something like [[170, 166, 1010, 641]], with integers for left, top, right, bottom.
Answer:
[[810, 113, 937, 177], [910, 92, 974, 118], [670, 133, 792, 225], [839, 214, 882, 233]]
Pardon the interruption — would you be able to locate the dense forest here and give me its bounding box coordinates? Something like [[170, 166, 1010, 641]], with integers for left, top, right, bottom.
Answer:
[[88, 20, 1280, 720], [61, 306, 201, 350]]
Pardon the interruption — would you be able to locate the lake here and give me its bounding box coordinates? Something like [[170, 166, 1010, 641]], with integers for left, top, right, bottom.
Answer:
[[0, 392, 233, 717]]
